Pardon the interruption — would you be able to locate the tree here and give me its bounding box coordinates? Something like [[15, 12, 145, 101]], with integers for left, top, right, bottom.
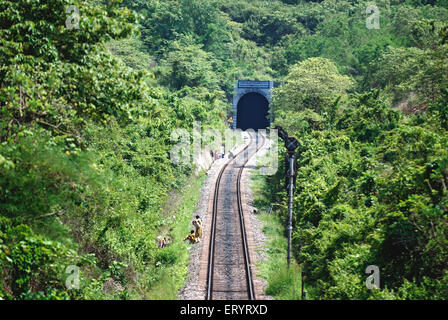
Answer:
[[0, 0, 143, 140], [140, 0, 221, 54], [156, 40, 218, 91], [274, 57, 353, 114]]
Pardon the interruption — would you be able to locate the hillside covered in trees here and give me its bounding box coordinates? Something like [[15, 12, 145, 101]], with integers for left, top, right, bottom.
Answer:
[[1, 0, 447, 299]]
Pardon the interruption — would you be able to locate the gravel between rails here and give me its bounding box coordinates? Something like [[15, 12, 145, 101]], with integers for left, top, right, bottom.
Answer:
[[177, 134, 272, 300]]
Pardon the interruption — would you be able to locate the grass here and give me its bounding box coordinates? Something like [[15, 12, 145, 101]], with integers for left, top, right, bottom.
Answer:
[[250, 172, 305, 300], [145, 172, 206, 299]]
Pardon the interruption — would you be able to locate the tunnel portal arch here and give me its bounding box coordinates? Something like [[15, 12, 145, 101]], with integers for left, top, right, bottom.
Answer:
[[236, 92, 270, 131], [232, 80, 273, 131]]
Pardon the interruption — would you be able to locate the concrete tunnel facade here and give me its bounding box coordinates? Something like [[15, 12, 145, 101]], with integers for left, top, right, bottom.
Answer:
[[232, 80, 274, 131]]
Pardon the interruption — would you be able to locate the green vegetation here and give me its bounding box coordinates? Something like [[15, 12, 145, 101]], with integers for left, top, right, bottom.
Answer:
[[227, 0, 447, 300], [145, 173, 206, 300], [267, 15, 448, 300], [1, 0, 448, 300], [251, 174, 303, 300], [0, 0, 224, 299]]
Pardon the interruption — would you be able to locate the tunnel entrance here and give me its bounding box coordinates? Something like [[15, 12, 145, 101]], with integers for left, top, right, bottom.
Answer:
[[236, 92, 270, 131]]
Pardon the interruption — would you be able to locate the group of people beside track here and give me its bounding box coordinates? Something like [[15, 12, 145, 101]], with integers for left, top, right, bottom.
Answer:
[[183, 215, 203, 244], [156, 215, 203, 248], [159, 146, 241, 248]]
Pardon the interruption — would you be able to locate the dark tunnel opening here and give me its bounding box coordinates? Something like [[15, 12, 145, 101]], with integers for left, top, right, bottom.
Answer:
[[236, 92, 270, 131]]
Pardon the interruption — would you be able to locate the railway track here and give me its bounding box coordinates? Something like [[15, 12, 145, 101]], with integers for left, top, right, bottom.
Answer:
[[206, 131, 266, 300]]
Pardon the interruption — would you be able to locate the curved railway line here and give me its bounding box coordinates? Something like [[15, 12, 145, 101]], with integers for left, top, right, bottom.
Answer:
[[206, 131, 266, 300]]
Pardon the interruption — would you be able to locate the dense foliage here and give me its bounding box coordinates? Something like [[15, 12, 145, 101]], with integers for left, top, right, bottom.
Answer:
[[1, 0, 447, 300], [0, 0, 225, 299], [267, 17, 448, 299]]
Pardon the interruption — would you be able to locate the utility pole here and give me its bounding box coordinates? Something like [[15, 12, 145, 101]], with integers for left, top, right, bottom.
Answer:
[[286, 152, 295, 266], [301, 270, 306, 300], [275, 126, 298, 267]]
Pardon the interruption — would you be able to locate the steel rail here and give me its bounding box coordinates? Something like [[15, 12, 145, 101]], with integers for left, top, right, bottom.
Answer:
[[206, 131, 266, 300], [236, 131, 265, 300]]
